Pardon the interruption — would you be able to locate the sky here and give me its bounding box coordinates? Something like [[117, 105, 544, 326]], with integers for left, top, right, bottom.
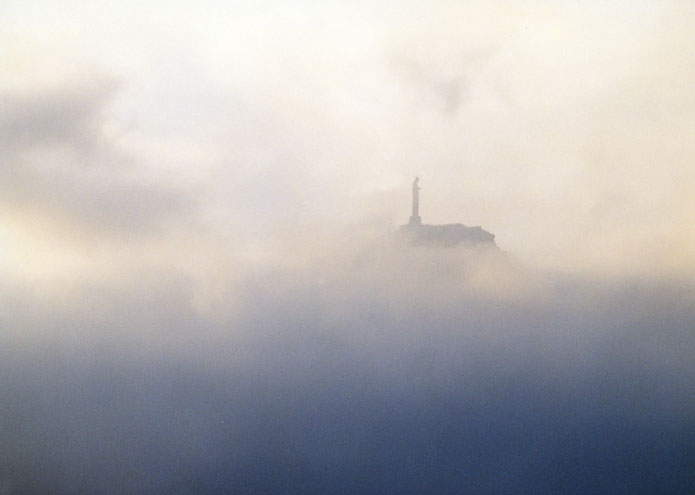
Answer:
[[2, 0, 695, 277], [1, 1, 694, 493]]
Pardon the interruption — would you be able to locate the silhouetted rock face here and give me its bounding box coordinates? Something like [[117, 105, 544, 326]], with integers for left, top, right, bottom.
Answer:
[[399, 222, 497, 248]]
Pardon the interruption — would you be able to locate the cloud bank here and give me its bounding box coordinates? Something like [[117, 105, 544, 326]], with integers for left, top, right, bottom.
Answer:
[[1, 239, 694, 494], [1, 1, 695, 493]]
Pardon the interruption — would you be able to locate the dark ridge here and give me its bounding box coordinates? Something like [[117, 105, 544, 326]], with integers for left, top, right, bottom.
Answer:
[[398, 222, 497, 247]]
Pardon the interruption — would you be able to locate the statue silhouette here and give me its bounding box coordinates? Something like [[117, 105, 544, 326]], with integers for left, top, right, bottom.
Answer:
[[409, 177, 421, 225]]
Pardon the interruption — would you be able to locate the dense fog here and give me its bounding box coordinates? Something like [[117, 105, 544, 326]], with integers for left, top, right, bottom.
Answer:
[[2, 239, 694, 493], [2, 0, 695, 493]]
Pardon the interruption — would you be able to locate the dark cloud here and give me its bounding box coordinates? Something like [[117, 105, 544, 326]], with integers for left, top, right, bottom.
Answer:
[[1, 242, 693, 494], [0, 81, 118, 152], [389, 47, 496, 115], [0, 81, 196, 237]]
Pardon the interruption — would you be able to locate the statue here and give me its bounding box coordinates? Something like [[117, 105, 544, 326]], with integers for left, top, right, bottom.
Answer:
[[409, 177, 421, 225], [399, 177, 498, 248]]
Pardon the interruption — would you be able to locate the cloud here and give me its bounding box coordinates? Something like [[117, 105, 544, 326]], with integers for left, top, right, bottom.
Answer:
[[5, 1, 695, 276], [2, 2, 695, 493], [1, 237, 694, 494], [0, 80, 197, 240], [388, 42, 497, 116], [0, 80, 118, 151]]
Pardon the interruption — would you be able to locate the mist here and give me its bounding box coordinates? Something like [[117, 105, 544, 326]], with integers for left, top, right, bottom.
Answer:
[[2, 0, 695, 493], [2, 237, 694, 494]]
